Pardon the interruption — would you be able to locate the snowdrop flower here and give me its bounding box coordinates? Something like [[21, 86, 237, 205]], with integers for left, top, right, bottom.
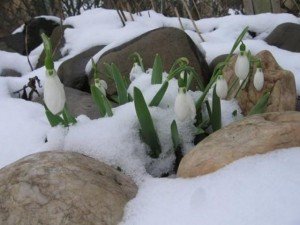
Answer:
[[174, 88, 196, 121], [44, 69, 66, 115], [253, 67, 264, 91], [235, 43, 249, 80], [216, 75, 228, 99], [130, 63, 143, 81], [95, 78, 108, 95]]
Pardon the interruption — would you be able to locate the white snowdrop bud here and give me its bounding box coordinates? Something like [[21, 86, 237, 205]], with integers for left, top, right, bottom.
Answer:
[[235, 52, 250, 80], [174, 88, 196, 121], [44, 70, 66, 115], [216, 75, 228, 99], [253, 68, 264, 91], [95, 78, 107, 96], [130, 63, 143, 81]]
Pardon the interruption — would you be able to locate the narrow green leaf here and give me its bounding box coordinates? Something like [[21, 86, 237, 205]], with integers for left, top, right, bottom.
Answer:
[[92, 59, 100, 80], [134, 87, 161, 158], [171, 120, 181, 150], [151, 54, 163, 84], [62, 106, 77, 125], [102, 94, 113, 117], [211, 85, 222, 132], [91, 85, 106, 117], [111, 63, 128, 105], [149, 81, 169, 107], [248, 91, 270, 116], [45, 108, 64, 127], [195, 127, 205, 135], [171, 120, 183, 173], [205, 100, 212, 119], [41, 33, 54, 71]]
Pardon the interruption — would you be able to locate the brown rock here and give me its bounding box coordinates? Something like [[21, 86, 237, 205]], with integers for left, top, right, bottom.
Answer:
[[92, 27, 210, 96], [0, 151, 138, 225], [223, 50, 297, 115], [178, 111, 300, 178]]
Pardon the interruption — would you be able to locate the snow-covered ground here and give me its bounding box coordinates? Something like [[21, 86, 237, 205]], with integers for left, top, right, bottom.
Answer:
[[0, 8, 299, 224]]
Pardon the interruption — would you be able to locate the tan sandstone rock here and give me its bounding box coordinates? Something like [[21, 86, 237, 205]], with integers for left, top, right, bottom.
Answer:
[[0, 151, 138, 225], [178, 111, 300, 178], [223, 50, 297, 115]]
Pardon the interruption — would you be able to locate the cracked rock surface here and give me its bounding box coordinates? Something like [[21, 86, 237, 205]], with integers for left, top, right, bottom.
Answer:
[[178, 111, 300, 178], [0, 151, 138, 225]]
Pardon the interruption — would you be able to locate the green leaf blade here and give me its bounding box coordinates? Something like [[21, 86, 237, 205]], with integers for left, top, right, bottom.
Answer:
[[134, 87, 161, 158], [151, 54, 163, 84], [149, 81, 169, 107], [211, 85, 222, 132], [111, 63, 128, 105]]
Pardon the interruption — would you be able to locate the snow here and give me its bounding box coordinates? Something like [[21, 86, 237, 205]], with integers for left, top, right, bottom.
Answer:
[[0, 8, 299, 225], [120, 147, 300, 225]]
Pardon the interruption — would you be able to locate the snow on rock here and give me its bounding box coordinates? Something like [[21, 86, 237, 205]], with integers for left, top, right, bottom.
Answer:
[[120, 147, 300, 225]]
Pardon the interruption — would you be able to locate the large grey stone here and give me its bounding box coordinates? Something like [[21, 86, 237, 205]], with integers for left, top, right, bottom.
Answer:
[[0, 151, 138, 225], [91, 27, 210, 96], [58, 46, 105, 92], [265, 23, 300, 53]]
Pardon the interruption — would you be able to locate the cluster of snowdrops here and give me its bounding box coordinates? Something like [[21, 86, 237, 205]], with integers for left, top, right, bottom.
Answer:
[[41, 27, 269, 162]]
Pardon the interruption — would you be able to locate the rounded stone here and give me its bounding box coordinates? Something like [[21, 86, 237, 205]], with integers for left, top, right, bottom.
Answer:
[[0, 151, 138, 225]]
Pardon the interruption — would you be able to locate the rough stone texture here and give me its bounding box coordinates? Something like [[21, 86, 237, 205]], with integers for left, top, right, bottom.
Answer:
[[0, 32, 25, 54], [0, 18, 59, 55], [208, 54, 228, 75], [58, 46, 105, 92], [265, 23, 300, 53], [178, 111, 300, 178], [34, 87, 104, 119], [0, 68, 22, 77], [36, 25, 72, 68], [92, 27, 210, 96], [297, 96, 300, 112], [0, 151, 138, 225], [223, 50, 297, 115]]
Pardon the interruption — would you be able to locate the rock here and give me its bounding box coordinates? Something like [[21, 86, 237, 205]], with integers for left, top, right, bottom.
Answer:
[[265, 23, 300, 53], [92, 27, 210, 96], [36, 25, 72, 68], [223, 50, 297, 115], [0, 68, 22, 77], [0, 33, 25, 54], [208, 54, 228, 74], [34, 87, 103, 119], [58, 46, 105, 92], [297, 96, 300, 111], [0, 18, 59, 55], [178, 111, 300, 178], [0, 151, 138, 225]]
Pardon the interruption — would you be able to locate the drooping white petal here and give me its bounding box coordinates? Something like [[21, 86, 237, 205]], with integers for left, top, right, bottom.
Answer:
[[235, 53, 249, 80], [185, 92, 196, 120], [253, 68, 264, 91], [216, 76, 228, 99], [44, 71, 66, 115], [130, 63, 143, 81], [174, 90, 196, 121], [100, 80, 108, 90], [95, 79, 107, 95]]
